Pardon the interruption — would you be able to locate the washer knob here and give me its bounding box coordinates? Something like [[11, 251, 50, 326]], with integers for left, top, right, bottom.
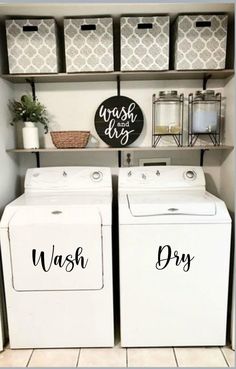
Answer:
[[185, 170, 196, 180], [91, 171, 102, 181]]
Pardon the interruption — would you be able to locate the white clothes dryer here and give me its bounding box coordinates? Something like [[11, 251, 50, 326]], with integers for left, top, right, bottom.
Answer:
[[0, 167, 114, 348], [119, 166, 231, 347]]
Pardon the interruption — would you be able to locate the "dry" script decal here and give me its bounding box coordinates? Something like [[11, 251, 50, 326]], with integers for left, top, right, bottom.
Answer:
[[155, 245, 195, 272]]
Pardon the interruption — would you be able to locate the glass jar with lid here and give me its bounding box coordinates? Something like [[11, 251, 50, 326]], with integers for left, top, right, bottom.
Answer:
[[152, 91, 184, 146], [188, 90, 221, 145]]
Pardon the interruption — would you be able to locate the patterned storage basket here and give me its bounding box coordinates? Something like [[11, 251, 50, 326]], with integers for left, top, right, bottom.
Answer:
[[64, 17, 114, 72], [174, 15, 228, 70], [120, 16, 170, 71], [50, 131, 90, 148], [6, 19, 59, 74]]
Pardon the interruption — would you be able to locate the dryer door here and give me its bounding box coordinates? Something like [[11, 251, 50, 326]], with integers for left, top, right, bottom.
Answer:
[[8, 206, 103, 291]]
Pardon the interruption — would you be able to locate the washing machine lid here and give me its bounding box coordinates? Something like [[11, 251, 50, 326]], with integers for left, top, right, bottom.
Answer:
[[127, 191, 216, 216], [8, 206, 104, 291]]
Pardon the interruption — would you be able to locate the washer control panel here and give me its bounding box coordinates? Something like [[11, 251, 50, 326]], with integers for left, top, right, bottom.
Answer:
[[25, 167, 111, 192]]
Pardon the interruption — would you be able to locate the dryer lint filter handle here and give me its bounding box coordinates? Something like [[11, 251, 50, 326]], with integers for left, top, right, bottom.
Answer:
[[24, 167, 111, 192]]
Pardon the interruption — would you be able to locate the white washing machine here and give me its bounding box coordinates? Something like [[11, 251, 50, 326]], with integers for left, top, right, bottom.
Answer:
[[0, 167, 114, 348], [119, 166, 231, 347]]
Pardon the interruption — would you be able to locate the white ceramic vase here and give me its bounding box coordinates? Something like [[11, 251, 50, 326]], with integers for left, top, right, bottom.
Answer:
[[22, 122, 39, 149]]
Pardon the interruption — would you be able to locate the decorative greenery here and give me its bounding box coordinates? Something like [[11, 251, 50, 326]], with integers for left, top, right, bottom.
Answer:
[[9, 95, 49, 133]]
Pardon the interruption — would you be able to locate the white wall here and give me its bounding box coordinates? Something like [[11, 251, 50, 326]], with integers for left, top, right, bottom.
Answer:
[[0, 78, 19, 216], [13, 79, 225, 147], [220, 76, 235, 213], [218, 75, 235, 347], [14, 78, 225, 196], [0, 77, 19, 345]]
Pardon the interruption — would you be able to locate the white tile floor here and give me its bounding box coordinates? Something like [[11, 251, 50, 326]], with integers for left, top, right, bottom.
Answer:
[[0, 343, 234, 367]]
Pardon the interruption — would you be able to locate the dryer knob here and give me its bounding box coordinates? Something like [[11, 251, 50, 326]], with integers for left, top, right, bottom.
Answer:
[[185, 170, 196, 180], [91, 171, 103, 181]]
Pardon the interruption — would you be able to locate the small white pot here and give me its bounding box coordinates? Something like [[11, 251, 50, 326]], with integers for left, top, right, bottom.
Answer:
[[22, 121, 39, 149]]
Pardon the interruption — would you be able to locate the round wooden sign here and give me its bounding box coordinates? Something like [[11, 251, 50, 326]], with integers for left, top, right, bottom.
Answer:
[[94, 95, 144, 147]]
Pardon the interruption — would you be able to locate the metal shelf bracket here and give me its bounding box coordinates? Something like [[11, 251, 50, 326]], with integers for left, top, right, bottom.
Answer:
[[117, 75, 121, 167], [203, 74, 212, 90], [32, 152, 40, 168], [117, 75, 120, 96], [26, 78, 36, 100], [200, 148, 209, 166]]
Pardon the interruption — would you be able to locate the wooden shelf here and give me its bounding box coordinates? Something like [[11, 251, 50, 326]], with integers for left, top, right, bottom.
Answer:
[[1, 69, 234, 84], [6, 145, 234, 153]]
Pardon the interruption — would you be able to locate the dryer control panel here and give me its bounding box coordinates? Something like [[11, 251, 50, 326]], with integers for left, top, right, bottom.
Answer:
[[119, 166, 206, 190], [25, 167, 111, 192]]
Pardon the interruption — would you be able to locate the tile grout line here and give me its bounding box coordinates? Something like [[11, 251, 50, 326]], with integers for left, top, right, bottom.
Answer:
[[76, 348, 81, 367], [173, 347, 179, 367], [220, 346, 230, 367], [126, 348, 128, 367], [26, 349, 34, 367]]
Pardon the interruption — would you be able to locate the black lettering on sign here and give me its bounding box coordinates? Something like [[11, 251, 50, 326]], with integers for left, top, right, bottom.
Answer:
[[32, 245, 88, 272], [94, 96, 144, 147], [155, 245, 194, 272]]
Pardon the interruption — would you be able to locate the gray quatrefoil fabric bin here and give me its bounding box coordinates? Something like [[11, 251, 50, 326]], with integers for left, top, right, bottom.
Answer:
[[6, 19, 58, 74], [174, 15, 228, 70], [64, 18, 114, 73], [121, 16, 170, 71]]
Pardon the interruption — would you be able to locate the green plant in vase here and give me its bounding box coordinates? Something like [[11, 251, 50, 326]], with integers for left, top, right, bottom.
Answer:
[[9, 95, 49, 149]]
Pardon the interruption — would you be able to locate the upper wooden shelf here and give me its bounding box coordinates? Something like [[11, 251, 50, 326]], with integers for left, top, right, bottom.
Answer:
[[1, 69, 234, 84], [6, 145, 234, 153]]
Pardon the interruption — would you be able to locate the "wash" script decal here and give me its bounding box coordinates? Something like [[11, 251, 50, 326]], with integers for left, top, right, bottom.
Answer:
[[32, 245, 88, 272]]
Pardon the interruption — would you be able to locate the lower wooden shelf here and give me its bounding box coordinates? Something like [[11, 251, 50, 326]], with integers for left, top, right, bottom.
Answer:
[[6, 145, 234, 153]]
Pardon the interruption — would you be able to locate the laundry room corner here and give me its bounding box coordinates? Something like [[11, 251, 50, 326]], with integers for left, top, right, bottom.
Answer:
[[0, 1, 235, 368]]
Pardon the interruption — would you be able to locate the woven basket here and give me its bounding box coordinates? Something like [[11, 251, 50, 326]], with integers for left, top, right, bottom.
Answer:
[[50, 131, 90, 149]]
